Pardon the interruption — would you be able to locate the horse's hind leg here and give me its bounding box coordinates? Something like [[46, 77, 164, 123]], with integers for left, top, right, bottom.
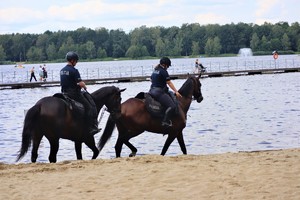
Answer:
[[31, 133, 43, 163], [161, 134, 176, 156], [84, 137, 99, 159], [48, 138, 59, 163], [124, 141, 137, 157], [176, 132, 187, 155]]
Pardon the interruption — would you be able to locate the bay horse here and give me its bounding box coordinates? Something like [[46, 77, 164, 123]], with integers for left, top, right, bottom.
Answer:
[[16, 86, 125, 163], [98, 74, 203, 157]]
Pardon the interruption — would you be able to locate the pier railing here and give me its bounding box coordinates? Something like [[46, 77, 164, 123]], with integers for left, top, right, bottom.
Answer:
[[1, 58, 300, 84]]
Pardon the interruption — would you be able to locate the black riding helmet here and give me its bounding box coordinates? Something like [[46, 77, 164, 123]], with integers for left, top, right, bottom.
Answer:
[[160, 57, 171, 67], [66, 51, 79, 62]]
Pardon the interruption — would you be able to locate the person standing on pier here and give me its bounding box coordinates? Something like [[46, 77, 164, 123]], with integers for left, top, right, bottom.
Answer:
[[29, 66, 37, 82], [42, 66, 47, 82], [194, 58, 206, 73], [38, 65, 43, 81], [60, 51, 100, 136]]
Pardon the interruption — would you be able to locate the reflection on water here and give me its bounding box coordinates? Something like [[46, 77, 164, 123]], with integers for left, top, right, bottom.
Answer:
[[0, 73, 299, 164]]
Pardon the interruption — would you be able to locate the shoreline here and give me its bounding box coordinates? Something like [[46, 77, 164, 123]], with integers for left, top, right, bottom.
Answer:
[[1, 148, 300, 200]]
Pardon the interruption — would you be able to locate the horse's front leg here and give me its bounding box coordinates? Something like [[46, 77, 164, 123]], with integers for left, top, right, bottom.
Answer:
[[176, 132, 187, 155], [75, 141, 83, 160], [115, 137, 125, 158], [84, 136, 99, 159], [161, 134, 176, 156]]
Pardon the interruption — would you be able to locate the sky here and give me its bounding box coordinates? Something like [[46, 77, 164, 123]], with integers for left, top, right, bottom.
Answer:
[[0, 0, 299, 34]]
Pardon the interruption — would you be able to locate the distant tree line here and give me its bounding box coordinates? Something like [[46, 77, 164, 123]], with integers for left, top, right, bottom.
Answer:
[[0, 21, 299, 63]]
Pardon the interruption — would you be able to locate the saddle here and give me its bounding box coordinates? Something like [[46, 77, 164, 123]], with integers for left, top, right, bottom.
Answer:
[[135, 92, 178, 118], [53, 93, 85, 117]]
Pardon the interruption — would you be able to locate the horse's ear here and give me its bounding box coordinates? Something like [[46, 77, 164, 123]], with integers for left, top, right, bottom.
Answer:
[[119, 88, 126, 93]]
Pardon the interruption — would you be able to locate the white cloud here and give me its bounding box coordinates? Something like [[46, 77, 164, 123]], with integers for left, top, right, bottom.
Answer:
[[255, 0, 280, 17], [0, 0, 298, 34], [0, 7, 44, 24], [195, 13, 229, 25], [254, 0, 299, 25]]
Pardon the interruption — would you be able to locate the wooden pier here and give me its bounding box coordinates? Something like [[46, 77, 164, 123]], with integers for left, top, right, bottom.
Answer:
[[0, 67, 299, 90]]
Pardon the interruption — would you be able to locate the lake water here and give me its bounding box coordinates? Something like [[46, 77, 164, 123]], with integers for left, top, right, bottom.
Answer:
[[0, 58, 300, 164]]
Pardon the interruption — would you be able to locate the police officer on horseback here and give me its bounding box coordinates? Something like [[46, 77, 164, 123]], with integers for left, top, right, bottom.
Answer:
[[60, 51, 100, 135], [149, 57, 182, 127]]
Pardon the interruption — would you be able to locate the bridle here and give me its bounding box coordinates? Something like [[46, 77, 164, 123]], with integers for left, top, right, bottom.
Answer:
[[191, 77, 202, 101], [105, 92, 122, 119]]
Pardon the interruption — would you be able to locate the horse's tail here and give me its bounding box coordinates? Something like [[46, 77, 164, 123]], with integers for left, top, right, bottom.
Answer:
[[98, 114, 116, 152], [16, 104, 40, 162]]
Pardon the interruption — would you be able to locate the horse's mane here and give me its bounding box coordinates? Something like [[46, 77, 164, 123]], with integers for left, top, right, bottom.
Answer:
[[92, 86, 118, 99], [178, 77, 194, 97]]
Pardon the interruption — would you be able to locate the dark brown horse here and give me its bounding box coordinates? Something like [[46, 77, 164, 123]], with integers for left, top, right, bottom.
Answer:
[[16, 86, 125, 163], [98, 75, 203, 157]]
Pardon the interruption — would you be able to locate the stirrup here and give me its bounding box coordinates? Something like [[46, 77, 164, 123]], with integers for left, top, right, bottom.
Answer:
[[162, 120, 172, 127], [88, 128, 101, 135]]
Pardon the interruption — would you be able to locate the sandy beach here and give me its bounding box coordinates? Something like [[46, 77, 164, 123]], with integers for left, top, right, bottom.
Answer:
[[1, 148, 300, 200]]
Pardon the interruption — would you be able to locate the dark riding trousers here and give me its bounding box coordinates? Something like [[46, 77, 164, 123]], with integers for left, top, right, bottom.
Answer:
[[149, 87, 176, 110], [149, 65, 176, 111]]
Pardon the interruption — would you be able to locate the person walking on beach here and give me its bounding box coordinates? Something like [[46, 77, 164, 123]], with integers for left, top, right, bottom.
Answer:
[[149, 57, 182, 127], [29, 67, 37, 82], [60, 51, 100, 136]]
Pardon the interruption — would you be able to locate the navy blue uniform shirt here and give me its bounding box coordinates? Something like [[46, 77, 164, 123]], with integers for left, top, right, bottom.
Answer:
[[150, 65, 170, 88], [60, 65, 82, 92]]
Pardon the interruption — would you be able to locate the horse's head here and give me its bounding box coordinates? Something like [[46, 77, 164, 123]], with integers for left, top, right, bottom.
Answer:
[[105, 87, 126, 119], [178, 74, 203, 103], [191, 74, 203, 103], [92, 86, 126, 119]]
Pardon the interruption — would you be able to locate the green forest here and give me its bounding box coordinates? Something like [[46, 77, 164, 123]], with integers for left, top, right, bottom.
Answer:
[[0, 21, 299, 63]]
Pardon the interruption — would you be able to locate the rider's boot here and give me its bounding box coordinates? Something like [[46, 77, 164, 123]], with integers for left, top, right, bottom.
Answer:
[[87, 113, 100, 135], [162, 107, 173, 127]]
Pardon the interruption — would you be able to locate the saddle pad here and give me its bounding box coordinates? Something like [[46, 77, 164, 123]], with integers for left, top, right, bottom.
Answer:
[[135, 92, 179, 118], [53, 93, 85, 116], [135, 92, 164, 118]]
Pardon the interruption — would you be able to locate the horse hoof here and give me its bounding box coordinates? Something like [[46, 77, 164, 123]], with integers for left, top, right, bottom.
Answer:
[[92, 153, 99, 159], [129, 152, 137, 157]]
